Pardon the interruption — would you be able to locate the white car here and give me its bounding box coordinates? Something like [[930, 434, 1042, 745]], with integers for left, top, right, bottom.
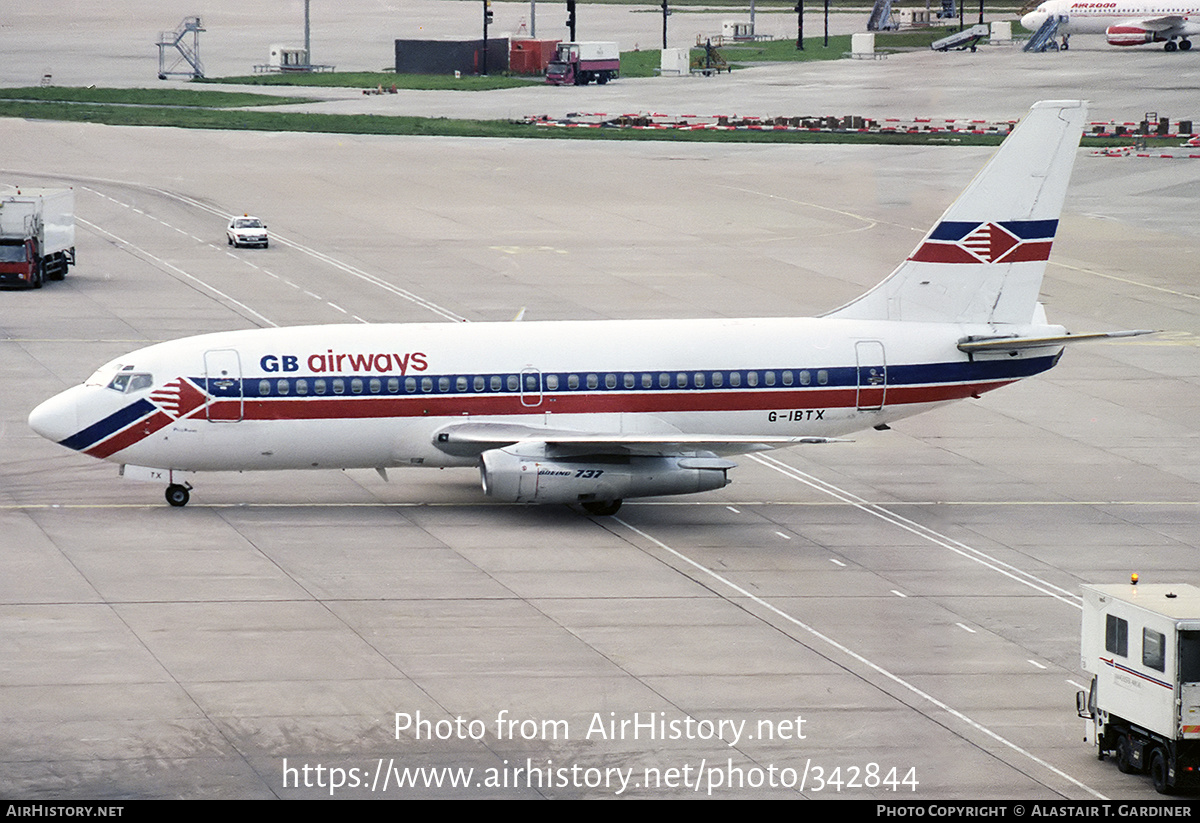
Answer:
[[227, 216, 269, 248]]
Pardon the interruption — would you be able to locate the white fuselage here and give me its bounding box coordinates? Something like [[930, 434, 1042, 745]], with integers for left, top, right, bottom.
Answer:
[[1022, 0, 1200, 40], [28, 317, 1063, 474]]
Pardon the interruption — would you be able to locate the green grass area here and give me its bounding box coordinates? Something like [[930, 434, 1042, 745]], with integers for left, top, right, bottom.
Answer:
[[199, 71, 538, 91], [0, 86, 314, 107], [618, 48, 667, 78], [0, 98, 1173, 148]]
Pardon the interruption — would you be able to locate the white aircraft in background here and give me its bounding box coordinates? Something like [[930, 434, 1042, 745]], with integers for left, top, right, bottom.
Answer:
[[1022, 0, 1200, 50], [28, 100, 1147, 515]]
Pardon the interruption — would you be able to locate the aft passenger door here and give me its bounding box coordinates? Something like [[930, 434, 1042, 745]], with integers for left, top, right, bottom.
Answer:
[[204, 349, 243, 422], [855, 340, 887, 411]]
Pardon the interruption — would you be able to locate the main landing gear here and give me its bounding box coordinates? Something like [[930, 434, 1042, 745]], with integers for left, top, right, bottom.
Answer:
[[1165, 38, 1192, 52], [165, 482, 192, 507], [581, 499, 622, 516]]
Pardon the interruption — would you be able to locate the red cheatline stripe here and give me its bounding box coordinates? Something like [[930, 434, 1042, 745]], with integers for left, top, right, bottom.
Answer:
[[215, 380, 1015, 423], [84, 410, 175, 459], [82, 379, 1020, 457]]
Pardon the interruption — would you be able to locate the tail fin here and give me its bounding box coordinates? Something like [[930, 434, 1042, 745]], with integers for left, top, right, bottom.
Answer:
[[827, 100, 1087, 325]]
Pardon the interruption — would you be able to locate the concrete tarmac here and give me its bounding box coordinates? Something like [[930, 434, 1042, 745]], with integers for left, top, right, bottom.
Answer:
[[2, 1, 1200, 802]]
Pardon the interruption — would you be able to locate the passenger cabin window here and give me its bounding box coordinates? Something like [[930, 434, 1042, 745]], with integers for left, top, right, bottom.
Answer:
[[1106, 614, 1129, 657], [1143, 628, 1166, 672]]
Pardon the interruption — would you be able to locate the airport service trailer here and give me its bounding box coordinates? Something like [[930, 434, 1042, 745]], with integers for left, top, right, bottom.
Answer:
[[546, 42, 619, 85], [1077, 583, 1200, 793], [0, 187, 75, 289]]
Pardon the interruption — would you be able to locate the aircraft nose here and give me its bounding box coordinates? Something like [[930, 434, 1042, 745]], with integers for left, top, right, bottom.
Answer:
[[28, 386, 83, 444], [1022, 11, 1045, 29]]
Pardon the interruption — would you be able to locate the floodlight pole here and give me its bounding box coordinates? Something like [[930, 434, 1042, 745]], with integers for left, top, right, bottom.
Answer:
[[482, 0, 492, 75], [304, 0, 311, 66]]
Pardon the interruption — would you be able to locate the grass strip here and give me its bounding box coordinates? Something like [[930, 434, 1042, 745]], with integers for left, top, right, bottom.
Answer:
[[0, 86, 314, 107]]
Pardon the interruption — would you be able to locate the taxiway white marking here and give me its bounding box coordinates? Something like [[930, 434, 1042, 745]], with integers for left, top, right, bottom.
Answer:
[[612, 516, 1106, 800]]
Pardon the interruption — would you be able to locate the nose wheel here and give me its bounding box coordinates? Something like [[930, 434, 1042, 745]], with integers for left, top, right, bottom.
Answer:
[[165, 483, 192, 507]]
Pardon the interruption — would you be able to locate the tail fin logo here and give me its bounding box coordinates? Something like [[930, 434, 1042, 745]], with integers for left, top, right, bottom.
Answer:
[[910, 219, 1057, 265]]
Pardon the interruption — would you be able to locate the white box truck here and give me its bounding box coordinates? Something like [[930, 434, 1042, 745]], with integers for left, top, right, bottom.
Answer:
[[1077, 582, 1200, 793], [0, 187, 75, 289]]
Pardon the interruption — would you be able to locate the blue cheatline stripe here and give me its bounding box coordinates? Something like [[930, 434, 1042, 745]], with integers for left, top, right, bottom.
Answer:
[[928, 220, 1058, 242], [59, 398, 156, 452], [189, 355, 1060, 401]]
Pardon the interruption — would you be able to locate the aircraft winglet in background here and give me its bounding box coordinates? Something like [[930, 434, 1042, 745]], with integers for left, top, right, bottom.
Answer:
[[28, 100, 1150, 515]]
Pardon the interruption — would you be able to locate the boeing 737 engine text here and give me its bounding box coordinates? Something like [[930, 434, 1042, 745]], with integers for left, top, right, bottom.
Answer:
[[28, 100, 1147, 515]]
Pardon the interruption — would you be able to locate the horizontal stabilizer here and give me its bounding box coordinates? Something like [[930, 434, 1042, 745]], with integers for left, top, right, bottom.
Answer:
[[957, 329, 1154, 353]]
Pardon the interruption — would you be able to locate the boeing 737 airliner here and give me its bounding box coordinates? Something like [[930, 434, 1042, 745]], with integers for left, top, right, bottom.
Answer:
[[28, 100, 1146, 514]]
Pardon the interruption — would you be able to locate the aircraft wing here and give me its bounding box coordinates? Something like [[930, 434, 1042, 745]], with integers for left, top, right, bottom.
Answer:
[[1126, 14, 1188, 31], [433, 421, 845, 459]]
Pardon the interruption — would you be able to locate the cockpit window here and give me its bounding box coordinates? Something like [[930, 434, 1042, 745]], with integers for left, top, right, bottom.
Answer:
[[86, 362, 123, 387], [106, 372, 153, 393]]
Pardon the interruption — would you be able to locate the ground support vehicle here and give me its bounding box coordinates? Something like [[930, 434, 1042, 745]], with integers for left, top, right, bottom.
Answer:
[[546, 42, 619, 85], [227, 216, 269, 248], [0, 187, 75, 289], [1077, 582, 1200, 793]]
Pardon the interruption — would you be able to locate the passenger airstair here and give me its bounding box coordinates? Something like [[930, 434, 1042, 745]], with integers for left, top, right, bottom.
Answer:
[[156, 17, 205, 79], [867, 0, 895, 31], [931, 24, 989, 51], [1022, 15, 1063, 51]]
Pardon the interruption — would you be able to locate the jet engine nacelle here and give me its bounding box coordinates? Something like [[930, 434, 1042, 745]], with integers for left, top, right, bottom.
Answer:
[[1106, 25, 1161, 45], [479, 447, 733, 505]]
